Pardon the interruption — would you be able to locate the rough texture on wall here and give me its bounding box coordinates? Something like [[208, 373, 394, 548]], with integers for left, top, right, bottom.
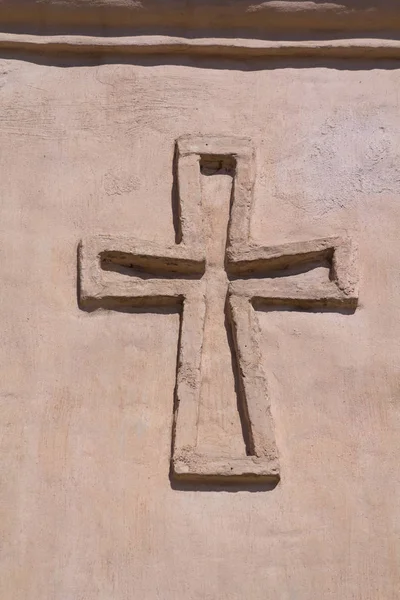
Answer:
[[1, 0, 400, 31], [0, 2, 399, 600]]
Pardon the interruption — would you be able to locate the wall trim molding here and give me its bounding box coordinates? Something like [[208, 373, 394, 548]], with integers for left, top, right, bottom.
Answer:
[[1, 33, 400, 60]]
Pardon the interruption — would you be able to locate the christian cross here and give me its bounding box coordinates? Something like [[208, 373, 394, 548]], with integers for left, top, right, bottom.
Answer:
[[79, 136, 359, 484]]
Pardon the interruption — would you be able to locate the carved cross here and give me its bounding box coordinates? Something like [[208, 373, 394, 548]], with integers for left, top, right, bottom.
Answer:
[[79, 136, 359, 484]]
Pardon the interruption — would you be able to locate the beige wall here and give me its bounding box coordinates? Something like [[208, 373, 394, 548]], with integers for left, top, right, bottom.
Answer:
[[0, 13, 399, 600]]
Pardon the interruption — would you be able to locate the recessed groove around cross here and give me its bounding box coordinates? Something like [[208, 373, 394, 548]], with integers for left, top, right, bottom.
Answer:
[[100, 252, 204, 280], [79, 135, 359, 485]]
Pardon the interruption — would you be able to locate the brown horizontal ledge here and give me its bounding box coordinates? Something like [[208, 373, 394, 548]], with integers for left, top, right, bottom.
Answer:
[[1, 34, 400, 59], [1, 1, 400, 33]]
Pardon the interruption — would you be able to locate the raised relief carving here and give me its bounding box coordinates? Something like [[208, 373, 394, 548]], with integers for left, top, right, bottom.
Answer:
[[79, 136, 359, 484]]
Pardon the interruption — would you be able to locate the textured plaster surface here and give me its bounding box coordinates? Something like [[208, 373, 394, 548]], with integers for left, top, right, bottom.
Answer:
[[1, 1, 400, 32], [0, 56, 399, 599]]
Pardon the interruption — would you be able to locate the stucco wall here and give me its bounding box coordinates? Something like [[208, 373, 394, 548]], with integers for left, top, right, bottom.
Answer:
[[0, 52, 399, 598]]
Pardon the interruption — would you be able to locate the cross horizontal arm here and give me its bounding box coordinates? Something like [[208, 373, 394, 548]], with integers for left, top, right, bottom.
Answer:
[[227, 236, 342, 274], [83, 234, 205, 273], [230, 277, 357, 310], [79, 235, 204, 309], [228, 236, 359, 309]]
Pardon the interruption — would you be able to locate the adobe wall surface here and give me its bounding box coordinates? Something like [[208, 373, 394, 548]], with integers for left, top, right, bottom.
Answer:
[[0, 2, 399, 599], [0, 1, 400, 31]]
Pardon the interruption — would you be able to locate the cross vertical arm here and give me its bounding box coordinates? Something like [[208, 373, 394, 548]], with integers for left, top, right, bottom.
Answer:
[[171, 291, 206, 471], [171, 136, 281, 483], [171, 278, 281, 483], [228, 294, 279, 463]]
